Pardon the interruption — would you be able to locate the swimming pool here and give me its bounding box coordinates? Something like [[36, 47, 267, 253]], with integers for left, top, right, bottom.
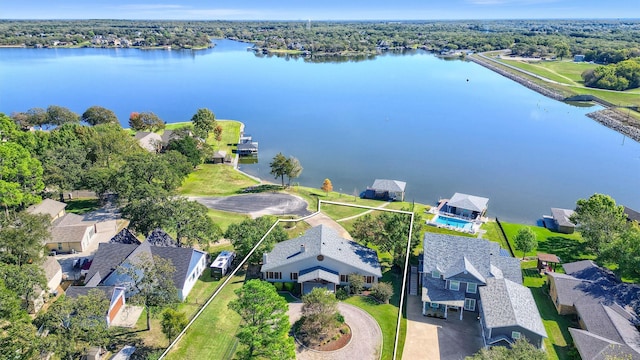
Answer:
[[434, 214, 473, 231]]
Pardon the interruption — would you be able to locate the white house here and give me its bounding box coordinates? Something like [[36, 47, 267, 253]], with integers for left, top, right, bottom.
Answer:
[[261, 225, 382, 294]]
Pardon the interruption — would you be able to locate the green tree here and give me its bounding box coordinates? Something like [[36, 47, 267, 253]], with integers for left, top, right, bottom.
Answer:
[[299, 287, 340, 344], [87, 123, 140, 169], [286, 156, 303, 186], [0, 263, 47, 312], [380, 210, 423, 267], [228, 279, 295, 360], [81, 106, 119, 126], [570, 193, 627, 256], [370, 281, 394, 303], [166, 136, 203, 168], [0, 141, 44, 215], [0, 212, 50, 267], [117, 254, 179, 330], [129, 112, 143, 130], [321, 178, 333, 195], [554, 42, 570, 60], [161, 308, 188, 342], [46, 105, 80, 127], [138, 111, 165, 132], [514, 227, 537, 260], [603, 223, 640, 280], [348, 273, 364, 295], [269, 152, 288, 187], [352, 214, 386, 247], [224, 216, 287, 265], [191, 108, 216, 139], [466, 337, 546, 360], [42, 145, 88, 201]]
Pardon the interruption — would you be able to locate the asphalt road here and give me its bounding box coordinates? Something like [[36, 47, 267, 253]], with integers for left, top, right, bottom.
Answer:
[[192, 193, 311, 218]]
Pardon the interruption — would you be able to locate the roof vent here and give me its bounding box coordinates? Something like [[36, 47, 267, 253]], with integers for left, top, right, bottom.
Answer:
[[300, 244, 305, 253]]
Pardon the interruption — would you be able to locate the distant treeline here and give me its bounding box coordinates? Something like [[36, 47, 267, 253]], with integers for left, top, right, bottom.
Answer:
[[1, 19, 639, 62]]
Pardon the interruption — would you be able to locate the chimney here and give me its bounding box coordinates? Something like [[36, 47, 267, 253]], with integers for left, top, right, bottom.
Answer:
[[263, 253, 268, 264], [300, 244, 305, 253]]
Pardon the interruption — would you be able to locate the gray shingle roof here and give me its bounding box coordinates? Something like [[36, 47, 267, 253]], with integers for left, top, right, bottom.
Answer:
[[66, 285, 114, 299], [371, 179, 406, 193], [146, 229, 177, 247], [551, 208, 575, 228], [298, 266, 340, 284], [150, 246, 201, 289], [42, 257, 61, 282], [110, 229, 141, 245], [26, 198, 67, 219], [422, 233, 521, 285], [261, 225, 381, 277], [447, 193, 489, 212], [569, 328, 640, 360], [563, 260, 601, 277], [421, 276, 465, 307], [444, 256, 486, 284], [86, 243, 139, 284], [479, 278, 547, 338], [624, 206, 640, 223]]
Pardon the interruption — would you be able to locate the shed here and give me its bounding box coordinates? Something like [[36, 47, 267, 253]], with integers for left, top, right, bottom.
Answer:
[[212, 150, 227, 164]]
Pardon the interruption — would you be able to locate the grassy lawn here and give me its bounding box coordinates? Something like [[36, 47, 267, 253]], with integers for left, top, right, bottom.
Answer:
[[286, 185, 381, 213], [165, 272, 246, 360], [207, 209, 250, 233], [499, 222, 588, 263], [501, 59, 596, 85], [521, 261, 575, 360], [179, 164, 259, 196], [63, 198, 101, 214], [480, 221, 511, 253], [344, 268, 407, 360]]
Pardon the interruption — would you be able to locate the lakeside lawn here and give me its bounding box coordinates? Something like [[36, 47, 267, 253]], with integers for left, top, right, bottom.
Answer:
[[206, 209, 250, 233], [179, 164, 258, 196], [499, 222, 588, 263], [501, 59, 596, 85]]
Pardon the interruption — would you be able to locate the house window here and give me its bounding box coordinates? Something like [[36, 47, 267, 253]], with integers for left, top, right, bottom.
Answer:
[[512, 331, 521, 340], [340, 275, 348, 282], [449, 280, 460, 291], [290, 273, 298, 281], [466, 283, 477, 294], [57, 243, 63, 251], [274, 272, 282, 280], [464, 298, 476, 311], [432, 270, 440, 278], [431, 303, 440, 308], [365, 276, 374, 284]]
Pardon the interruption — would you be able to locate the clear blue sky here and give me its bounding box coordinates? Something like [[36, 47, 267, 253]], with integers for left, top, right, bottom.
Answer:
[[1, 0, 638, 20]]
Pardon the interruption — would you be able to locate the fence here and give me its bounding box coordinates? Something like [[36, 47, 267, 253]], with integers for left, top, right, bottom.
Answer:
[[495, 217, 515, 257]]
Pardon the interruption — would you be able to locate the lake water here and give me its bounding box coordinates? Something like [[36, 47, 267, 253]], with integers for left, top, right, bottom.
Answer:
[[1, 39, 639, 223]]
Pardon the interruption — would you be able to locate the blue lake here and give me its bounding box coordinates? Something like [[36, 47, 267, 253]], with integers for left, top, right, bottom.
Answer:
[[1, 39, 639, 223]]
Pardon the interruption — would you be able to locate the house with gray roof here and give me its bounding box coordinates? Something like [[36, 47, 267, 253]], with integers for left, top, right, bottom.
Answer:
[[83, 231, 207, 301], [547, 260, 640, 359], [26, 198, 67, 221], [440, 192, 489, 220], [65, 286, 127, 327], [364, 179, 406, 201], [261, 225, 382, 295], [549, 207, 576, 234], [134, 131, 162, 153], [421, 233, 545, 348]]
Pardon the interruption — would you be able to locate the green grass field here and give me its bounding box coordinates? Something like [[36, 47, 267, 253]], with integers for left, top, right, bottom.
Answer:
[[499, 222, 587, 263], [63, 198, 101, 214], [179, 164, 258, 196], [501, 59, 596, 85]]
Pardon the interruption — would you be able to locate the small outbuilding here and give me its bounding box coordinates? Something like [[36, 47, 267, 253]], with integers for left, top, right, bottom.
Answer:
[[550, 208, 576, 234], [441, 192, 489, 220], [212, 150, 227, 164], [537, 253, 560, 273], [364, 179, 406, 201]]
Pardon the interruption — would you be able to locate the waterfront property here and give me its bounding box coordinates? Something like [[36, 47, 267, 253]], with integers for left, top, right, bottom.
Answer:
[[547, 260, 640, 359], [260, 225, 381, 295], [542, 207, 576, 234], [427, 192, 488, 234], [363, 179, 407, 201], [236, 132, 258, 156], [420, 233, 546, 348], [134, 131, 162, 153]]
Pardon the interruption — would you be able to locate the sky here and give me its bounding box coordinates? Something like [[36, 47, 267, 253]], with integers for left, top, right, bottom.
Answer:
[[0, 0, 638, 20]]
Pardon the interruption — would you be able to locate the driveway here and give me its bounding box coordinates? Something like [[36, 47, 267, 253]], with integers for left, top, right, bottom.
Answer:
[[288, 302, 382, 360], [404, 295, 483, 360], [192, 193, 310, 218]]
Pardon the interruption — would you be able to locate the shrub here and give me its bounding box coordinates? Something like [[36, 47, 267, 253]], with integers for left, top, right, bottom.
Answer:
[[335, 313, 345, 324], [370, 282, 394, 303], [273, 282, 283, 291], [348, 274, 364, 295], [335, 288, 349, 300], [283, 282, 295, 293], [340, 326, 350, 335]]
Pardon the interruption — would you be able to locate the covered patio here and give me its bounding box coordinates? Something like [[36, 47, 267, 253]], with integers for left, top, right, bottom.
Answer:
[[422, 277, 466, 320]]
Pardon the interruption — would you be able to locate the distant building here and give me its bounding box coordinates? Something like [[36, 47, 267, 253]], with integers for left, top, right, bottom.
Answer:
[[574, 55, 586, 62], [363, 179, 406, 201], [550, 208, 576, 234]]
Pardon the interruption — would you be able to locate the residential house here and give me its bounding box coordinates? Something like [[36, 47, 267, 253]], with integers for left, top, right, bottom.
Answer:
[[43, 256, 62, 295], [27, 198, 67, 221], [439, 193, 489, 220], [550, 208, 576, 234], [84, 231, 207, 301], [363, 179, 407, 201], [161, 129, 193, 149], [624, 206, 640, 224], [421, 233, 546, 348], [547, 260, 640, 359], [261, 225, 382, 295], [65, 286, 127, 327], [574, 54, 586, 62], [134, 132, 162, 153], [236, 141, 258, 156]]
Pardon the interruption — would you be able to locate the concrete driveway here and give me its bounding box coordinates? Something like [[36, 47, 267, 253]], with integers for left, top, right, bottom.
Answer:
[[192, 193, 310, 218], [403, 295, 483, 360], [288, 302, 382, 360]]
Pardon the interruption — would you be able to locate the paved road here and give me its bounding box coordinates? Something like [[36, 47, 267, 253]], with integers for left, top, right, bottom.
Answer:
[[288, 302, 382, 360], [192, 193, 310, 218]]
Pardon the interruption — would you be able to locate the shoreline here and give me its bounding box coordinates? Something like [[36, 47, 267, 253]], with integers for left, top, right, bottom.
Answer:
[[469, 53, 640, 143]]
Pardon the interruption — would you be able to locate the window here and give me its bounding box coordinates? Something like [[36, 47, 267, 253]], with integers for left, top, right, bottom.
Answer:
[[266, 272, 281, 279], [431, 303, 440, 308], [57, 243, 63, 251], [449, 280, 460, 291], [365, 276, 374, 284], [340, 275, 348, 282], [466, 283, 477, 294], [464, 298, 476, 311], [290, 272, 298, 281], [512, 331, 521, 340], [432, 270, 440, 278]]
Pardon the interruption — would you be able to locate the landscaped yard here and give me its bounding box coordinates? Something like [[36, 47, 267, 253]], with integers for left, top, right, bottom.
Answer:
[[499, 222, 588, 263], [63, 198, 101, 214], [179, 164, 258, 196]]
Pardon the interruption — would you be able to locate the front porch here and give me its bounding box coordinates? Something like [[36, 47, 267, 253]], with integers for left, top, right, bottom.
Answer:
[[423, 301, 465, 320], [298, 266, 340, 295]]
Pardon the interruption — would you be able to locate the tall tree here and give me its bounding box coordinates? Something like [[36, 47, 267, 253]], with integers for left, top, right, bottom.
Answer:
[[352, 214, 386, 247], [554, 42, 570, 60], [42, 146, 88, 200], [166, 136, 203, 168], [213, 124, 223, 147], [161, 308, 188, 342], [269, 152, 288, 187], [81, 106, 119, 126], [0, 263, 47, 312], [570, 193, 627, 256], [0, 141, 44, 215], [138, 111, 165, 132], [603, 223, 640, 280], [88, 123, 140, 169], [298, 287, 340, 344], [0, 212, 50, 267], [286, 156, 303, 186], [321, 178, 333, 195], [46, 105, 80, 127], [190, 108, 216, 139], [129, 112, 143, 131], [228, 279, 295, 360], [225, 216, 287, 264], [514, 227, 537, 260], [117, 254, 179, 330]]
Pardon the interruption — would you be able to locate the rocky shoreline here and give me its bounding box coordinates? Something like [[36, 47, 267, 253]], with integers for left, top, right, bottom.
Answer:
[[469, 54, 640, 143]]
